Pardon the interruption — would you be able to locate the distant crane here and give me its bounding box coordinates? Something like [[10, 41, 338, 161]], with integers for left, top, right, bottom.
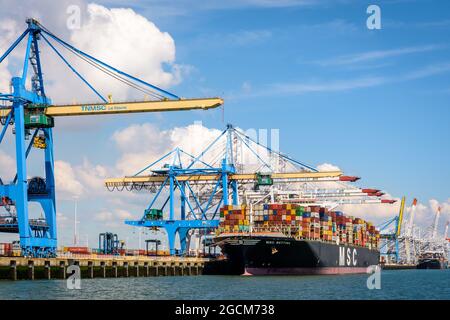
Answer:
[[404, 198, 418, 264], [432, 206, 441, 240], [445, 221, 449, 242], [0, 19, 223, 257], [378, 196, 406, 264], [406, 198, 418, 237], [98, 232, 124, 255]]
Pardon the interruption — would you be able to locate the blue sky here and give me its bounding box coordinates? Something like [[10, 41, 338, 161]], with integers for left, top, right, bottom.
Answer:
[[94, 0, 450, 201], [0, 0, 449, 248]]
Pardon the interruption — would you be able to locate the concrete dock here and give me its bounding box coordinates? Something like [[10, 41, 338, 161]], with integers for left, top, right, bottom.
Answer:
[[0, 255, 210, 280]]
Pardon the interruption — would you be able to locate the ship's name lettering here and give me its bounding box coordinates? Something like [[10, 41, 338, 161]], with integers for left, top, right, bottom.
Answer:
[[339, 247, 357, 266], [265, 241, 290, 245]]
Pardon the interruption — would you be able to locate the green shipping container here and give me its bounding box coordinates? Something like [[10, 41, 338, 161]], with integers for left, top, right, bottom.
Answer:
[[144, 208, 163, 220], [24, 113, 54, 128]]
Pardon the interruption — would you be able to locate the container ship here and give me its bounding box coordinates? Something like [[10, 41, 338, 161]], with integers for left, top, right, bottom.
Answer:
[[416, 251, 448, 269], [213, 203, 380, 275]]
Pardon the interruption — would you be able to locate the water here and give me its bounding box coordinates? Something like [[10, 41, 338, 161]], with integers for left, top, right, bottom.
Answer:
[[0, 269, 448, 300]]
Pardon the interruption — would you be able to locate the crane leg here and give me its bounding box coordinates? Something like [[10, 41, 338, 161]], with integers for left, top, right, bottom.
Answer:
[[13, 99, 32, 255], [43, 128, 57, 245], [178, 227, 190, 255], [165, 224, 177, 256]]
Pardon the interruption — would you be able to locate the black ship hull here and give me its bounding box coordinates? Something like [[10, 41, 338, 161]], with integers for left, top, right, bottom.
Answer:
[[214, 234, 379, 275], [417, 259, 448, 269]]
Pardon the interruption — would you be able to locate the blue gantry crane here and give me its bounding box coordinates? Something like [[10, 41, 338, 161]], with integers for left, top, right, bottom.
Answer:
[[378, 196, 406, 263], [98, 232, 124, 255], [0, 19, 223, 257], [105, 125, 239, 255], [105, 124, 356, 255]]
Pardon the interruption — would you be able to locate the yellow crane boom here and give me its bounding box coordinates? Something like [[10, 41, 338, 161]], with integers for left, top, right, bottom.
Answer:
[[396, 196, 406, 237], [0, 97, 223, 117], [105, 171, 343, 187]]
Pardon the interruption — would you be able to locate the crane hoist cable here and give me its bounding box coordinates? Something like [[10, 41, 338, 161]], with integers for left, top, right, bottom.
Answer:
[[40, 29, 165, 101], [64, 44, 166, 100], [39, 23, 172, 101], [45, 35, 166, 101]]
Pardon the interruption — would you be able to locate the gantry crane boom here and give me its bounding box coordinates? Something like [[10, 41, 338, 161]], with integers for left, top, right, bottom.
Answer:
[[105, 170, 343, 187], [0, 97, 223, 117], [445, 221, 449, 241], [432, 206, 441, 239], [396, 196, 406, 237]]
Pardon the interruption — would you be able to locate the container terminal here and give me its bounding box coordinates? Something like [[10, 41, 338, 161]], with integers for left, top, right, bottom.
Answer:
[[0, 20, 448, 279]]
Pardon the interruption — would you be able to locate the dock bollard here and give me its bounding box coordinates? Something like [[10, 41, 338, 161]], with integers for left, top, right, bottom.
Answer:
[[150, 263, 158, 276], [28, 260, 34, 280], [124, 262, 129, 277], [60, 261, 66, 279], [88, 261, 94, 279], [112, 262, 118, 278], [101, 262, 106, 278], [10, 261, 17, 281], [134, 262, 139, 277], [44, 261, 51, 280], [195, 265, 200, 276]]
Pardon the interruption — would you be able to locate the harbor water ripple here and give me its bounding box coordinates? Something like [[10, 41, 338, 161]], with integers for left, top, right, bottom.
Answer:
[[0, 269, 448, 300]]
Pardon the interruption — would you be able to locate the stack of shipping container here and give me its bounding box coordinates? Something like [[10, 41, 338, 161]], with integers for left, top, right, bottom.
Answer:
[[219, 205, 251, 233], [218, 203, 380, 249], [0, 242, 21, 257]]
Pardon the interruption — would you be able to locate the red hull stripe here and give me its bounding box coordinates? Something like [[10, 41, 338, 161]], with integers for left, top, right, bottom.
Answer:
[[244, 267, 370, 275]]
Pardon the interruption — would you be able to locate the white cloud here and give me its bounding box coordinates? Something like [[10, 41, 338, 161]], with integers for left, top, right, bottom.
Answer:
[[235, 61, 450, 98], [112, 122, 223, 175], [0, 150, 15, 183], [271, 77, 387, 94], [55, 158, 114, 200], [67, 4, 181, 98], [315, 45, 442, 66], [205, 30, 272, 47], [54, 160, 84, 199], [0, 1, 184, 104], [409, 198, 450, 236], [401, 62, 450, 81], [111, 122, 295, 176], [94, 208, 134, 227], [98, 0, 318, 17], [116, 208, 133, 220], [0, 19, 18, 92], [75, 158, 108, 192], [57, 211, 69, 222], [317, 163, 340, 171], [94, 210, 113, 221], [112, 123, 168, 154], [56, 211, 71, 229]]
